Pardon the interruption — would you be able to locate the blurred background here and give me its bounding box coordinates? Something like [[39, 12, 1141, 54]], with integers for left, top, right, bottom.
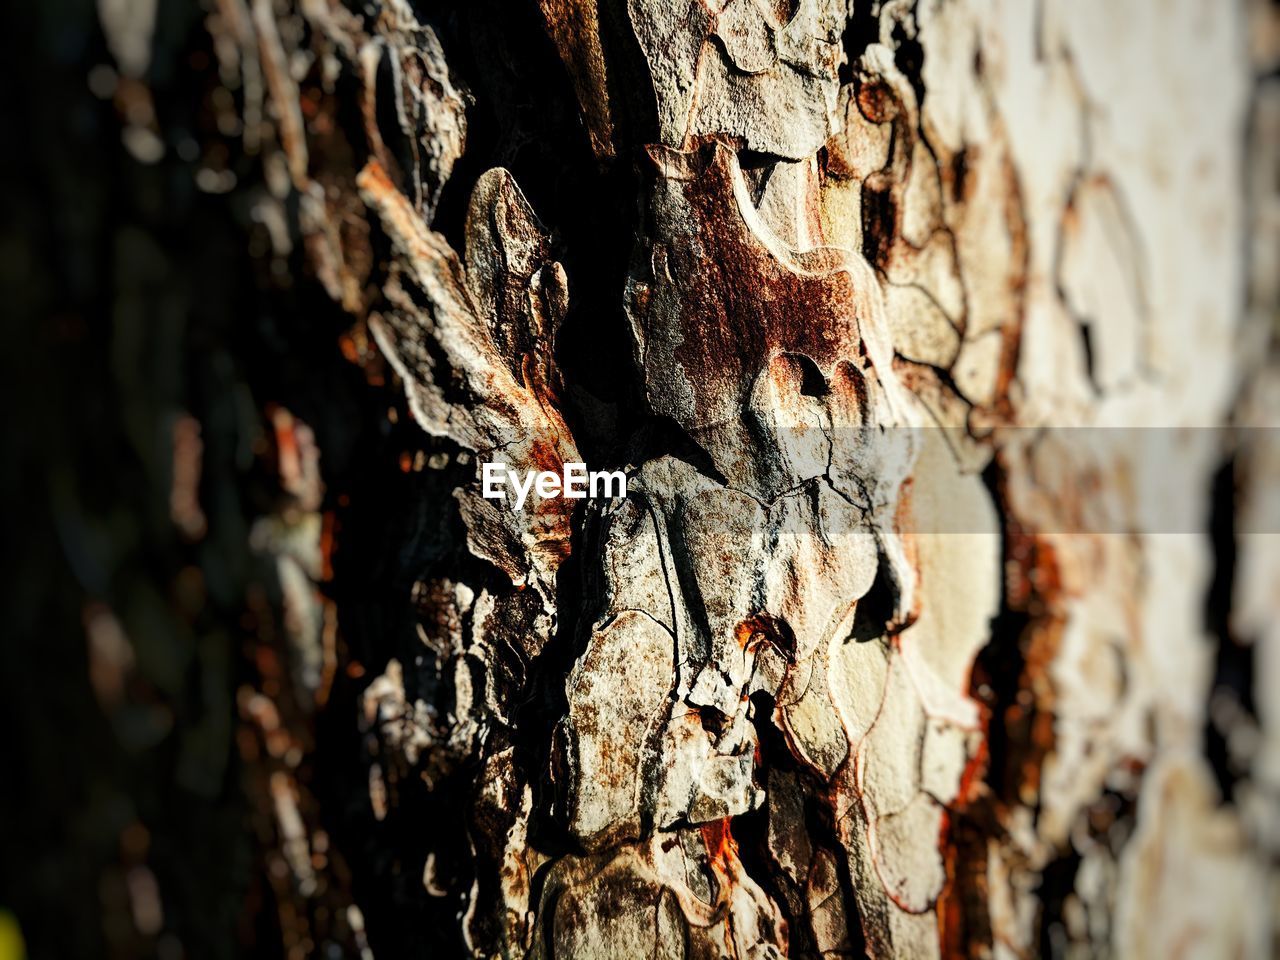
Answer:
[[0, 2, 430, 956]]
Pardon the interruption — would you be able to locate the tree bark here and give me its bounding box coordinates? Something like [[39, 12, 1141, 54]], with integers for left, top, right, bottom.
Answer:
[[8, 0, 1279, 957]]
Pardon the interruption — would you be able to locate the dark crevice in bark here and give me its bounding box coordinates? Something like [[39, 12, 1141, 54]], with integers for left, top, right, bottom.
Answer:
[[734, 690, 872, 958], [1035, 847, 1082, 959], [1203, 452, 1254, 805], [519, 503, 594, 859], [310, 304, 482, 959], [973, 456, 1034, 808], [429, 0, 649, 476], [840, 1, 881, 86], [890, 18, 926, 110], [624, 416, 732, 487], [850, 559, 900, 644], [1034, 788, 1136, 958], [732, 748, 802, 948]]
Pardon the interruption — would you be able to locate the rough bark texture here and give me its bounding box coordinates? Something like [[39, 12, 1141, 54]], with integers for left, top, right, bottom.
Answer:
[[5, 0, 1279, 958]]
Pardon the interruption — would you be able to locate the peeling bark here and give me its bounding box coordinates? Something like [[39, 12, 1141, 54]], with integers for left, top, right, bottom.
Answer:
[[204, 0, 1279, 955], [13, 0, 1279, 956]]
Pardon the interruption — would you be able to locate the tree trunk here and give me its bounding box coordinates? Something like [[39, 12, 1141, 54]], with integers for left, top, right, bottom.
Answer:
[[7, 0, 1279, 957]]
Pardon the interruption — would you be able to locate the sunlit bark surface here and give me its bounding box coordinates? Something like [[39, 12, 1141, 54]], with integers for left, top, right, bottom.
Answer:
[[8, 0, 1280, 957]]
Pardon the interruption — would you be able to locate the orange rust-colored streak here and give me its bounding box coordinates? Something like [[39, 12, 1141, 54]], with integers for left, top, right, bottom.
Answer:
[[269, 406, 298, 475], [700, 818, 740, 873], [1011, 534, 1069, 799], [956, 737, 990, 808], [937, 834, 960, 956], [356, 160, 441, 274], [934, 733, 994, 956], [319, 511, 336, 583], [524, 436, 581, 555], [935, 817, 993, 960], [734, 613, 796, 660], [527, 436, 568, 478]]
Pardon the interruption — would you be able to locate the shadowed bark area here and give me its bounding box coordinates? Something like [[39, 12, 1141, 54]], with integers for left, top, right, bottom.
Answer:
[[3, 0, 1279, 958]]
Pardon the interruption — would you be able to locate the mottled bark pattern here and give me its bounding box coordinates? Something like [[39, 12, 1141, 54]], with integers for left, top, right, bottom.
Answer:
[[188, 0, 1278, 957]]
